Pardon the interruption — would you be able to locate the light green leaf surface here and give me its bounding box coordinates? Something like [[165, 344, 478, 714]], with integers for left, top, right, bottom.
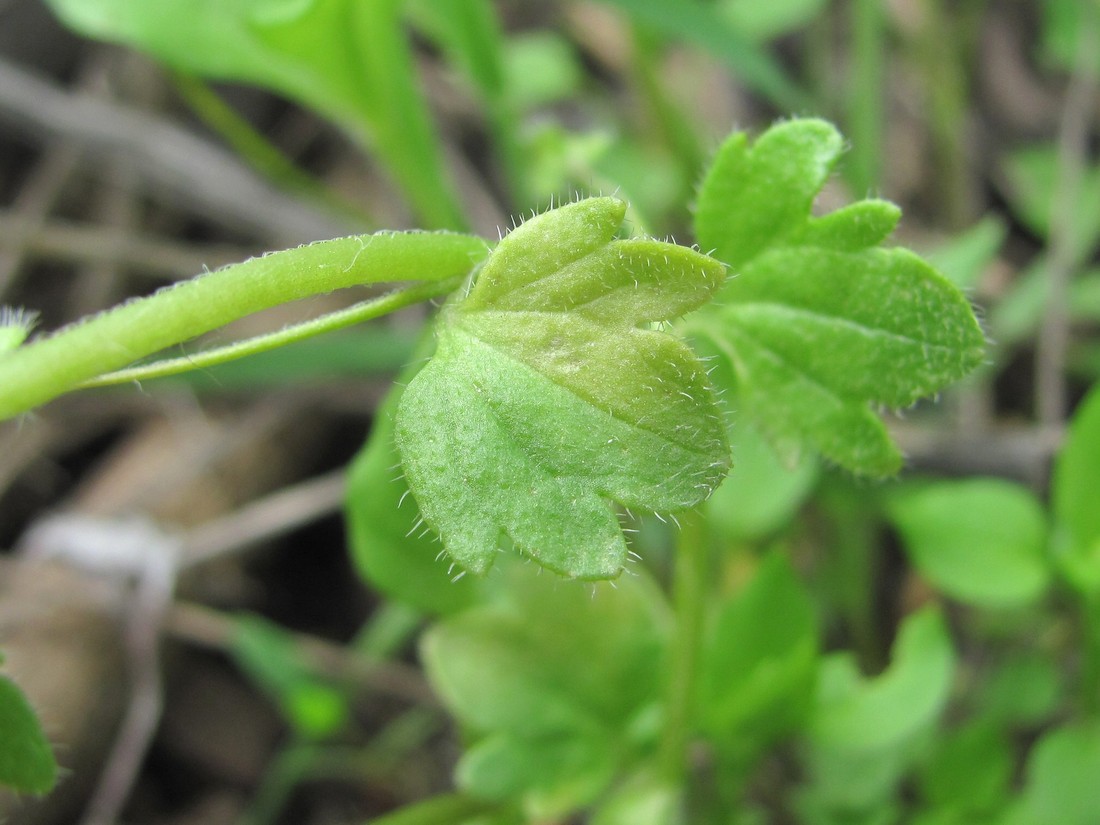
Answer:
[[692, 119, 985, 475], [886, 478, 1051, 608], [1052, 383, 1100, 593], [422, 566, 668, 815], [0, 672, 57, 794], [397, 197, 729, 579]]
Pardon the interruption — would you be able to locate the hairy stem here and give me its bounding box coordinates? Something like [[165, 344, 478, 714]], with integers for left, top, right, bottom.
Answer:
[[0, 231, 488, 419], [79, 278, 461, 389]]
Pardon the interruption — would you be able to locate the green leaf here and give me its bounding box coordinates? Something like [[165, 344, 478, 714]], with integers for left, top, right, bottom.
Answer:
[[1001, 146, 1100, 266], [926, 217, 1007, 292], [346, 357, 483, 615], [719, 0, 827, 42], [886, 478, 1052, 608], [396, 197, 729, 579], [698, 553, 818, 745], [1002, 720, 1100, 825], [810, 606, 955, 752], [230, 614, 348, 740], [705, 422, 818, 541], [457, 730, 616, 817], [1052, 383, 1100, 593], [692, 119, 986, 475], [0, 673, 57, 794], [43, 0, 465, 228], [421, 566, 669, 816], [917, 721, 1013, 816], [977, 652, 1062, 727]]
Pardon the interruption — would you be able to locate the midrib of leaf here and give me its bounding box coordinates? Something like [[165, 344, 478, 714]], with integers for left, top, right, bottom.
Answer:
[[449, 318, 718, 458], [729, 303, 964, 357]]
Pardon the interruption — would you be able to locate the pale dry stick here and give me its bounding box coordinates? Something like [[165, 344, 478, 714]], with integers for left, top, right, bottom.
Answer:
[[0, 211, 254, 279], [0, 58, 348, 243], [1036, 9, 1100, 428], [0, 48, 114, 298], [181, 468, 348, 567], [0, 144, 81, 297]]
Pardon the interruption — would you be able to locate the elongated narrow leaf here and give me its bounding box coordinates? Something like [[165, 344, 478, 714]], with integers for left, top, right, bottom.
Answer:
[[396, 197, 729, 579], [692, 119, 985, 474]]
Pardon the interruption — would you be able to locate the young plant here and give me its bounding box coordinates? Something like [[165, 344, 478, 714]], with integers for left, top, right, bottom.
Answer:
[[0, 119, 985, 820]]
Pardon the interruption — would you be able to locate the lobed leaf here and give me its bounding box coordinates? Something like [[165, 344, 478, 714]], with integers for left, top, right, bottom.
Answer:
[[692, 119, 986, 475], [396, 197, 729, 579], [421, 566, 669, 816]]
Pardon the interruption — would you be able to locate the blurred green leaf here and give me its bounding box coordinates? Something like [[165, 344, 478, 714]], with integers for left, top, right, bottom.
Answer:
[[977, 652, 1062, 727], [396, 197, 729, 579], [810, 606, 955, 751], [421, 566, 669, 817], [692, 120, 985, 475], [1040, 0, 1100, 77], [231, 614, 348, 740], [698, 553, 818, 746], [719, 0, 827, 42], [705, 422, 818, 542], [44, 0, 465, 228], [504, 33, 584, 109], [0, 672, 57, 794], [590, 771, 680, 825], [1001, 147, 1100, 266], [886, 478, 1052, 608], [917, 721, 1013, 816], [927, 217, 1007, 292], [1052, 383, 1100, 593], [991, 261, 1100, 348], [1002, 720, 1100, 825]]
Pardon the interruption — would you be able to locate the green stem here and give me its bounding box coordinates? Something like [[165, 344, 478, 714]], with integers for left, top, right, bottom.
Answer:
[[0, 232, 488, 419], [78, 278, 460, 389], [631, 26, 705, 205], [848, 0, 885, 194], [661, 507, 709, 784]]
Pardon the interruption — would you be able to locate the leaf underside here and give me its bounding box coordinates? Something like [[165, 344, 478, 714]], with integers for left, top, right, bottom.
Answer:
[[693, 119, 986, 475], [396, 197, 729, 579]]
